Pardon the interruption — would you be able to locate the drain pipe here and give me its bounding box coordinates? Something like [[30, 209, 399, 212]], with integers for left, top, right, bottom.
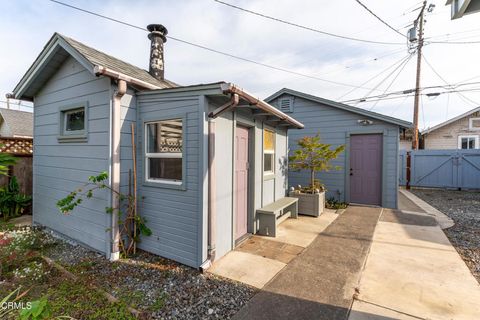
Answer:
[[110, 79, 127, 261], [207, 119, 217, 263], [202, 94, 239, 271]]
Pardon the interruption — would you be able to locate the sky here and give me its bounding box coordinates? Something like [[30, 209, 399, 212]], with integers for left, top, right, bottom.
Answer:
[[1, 0, 479, 129]]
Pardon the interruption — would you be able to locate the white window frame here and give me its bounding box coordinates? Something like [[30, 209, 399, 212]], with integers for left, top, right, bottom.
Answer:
[[263, 129, 275, 176], [144, 119, 184, 186], [468, 117, 480, 131], [458, 135, 479, 149]]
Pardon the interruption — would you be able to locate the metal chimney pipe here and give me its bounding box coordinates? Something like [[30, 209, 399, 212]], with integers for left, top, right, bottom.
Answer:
[[147, 24, 168, 80]]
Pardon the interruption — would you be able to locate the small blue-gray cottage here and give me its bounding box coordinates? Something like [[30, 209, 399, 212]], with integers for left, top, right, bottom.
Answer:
[[266, 88, 411, 209], [11, 25, 303, 268]]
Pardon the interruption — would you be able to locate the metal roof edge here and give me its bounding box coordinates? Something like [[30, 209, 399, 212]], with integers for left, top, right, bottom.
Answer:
[[136, 82, 226, 96]]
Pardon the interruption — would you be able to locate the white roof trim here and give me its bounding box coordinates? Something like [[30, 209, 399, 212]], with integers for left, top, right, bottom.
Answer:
[[12, 34, 94, 100], [423, 106, 480, 134]]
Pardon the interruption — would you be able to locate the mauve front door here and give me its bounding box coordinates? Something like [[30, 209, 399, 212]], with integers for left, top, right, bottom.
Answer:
[[350, 134, 382, 206], [235, 126, 249, 240]]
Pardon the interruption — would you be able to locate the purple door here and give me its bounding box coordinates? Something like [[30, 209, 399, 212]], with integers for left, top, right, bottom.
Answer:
[[350, 134, 382, 206], [235, 126, 249, 240]]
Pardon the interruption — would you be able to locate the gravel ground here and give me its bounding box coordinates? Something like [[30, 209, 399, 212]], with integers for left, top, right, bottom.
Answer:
[[43, 238, 256, 319], [411, 189, 480, 283]]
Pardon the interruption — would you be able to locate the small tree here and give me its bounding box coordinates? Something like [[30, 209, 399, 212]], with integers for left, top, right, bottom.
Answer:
[[289, 134, 345, 194], [57, 172, 151, 257]]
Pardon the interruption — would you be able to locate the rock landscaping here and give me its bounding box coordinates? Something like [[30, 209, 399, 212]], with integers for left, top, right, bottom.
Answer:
[[411, 189, 480, 283], [0, 225, 256, 319]]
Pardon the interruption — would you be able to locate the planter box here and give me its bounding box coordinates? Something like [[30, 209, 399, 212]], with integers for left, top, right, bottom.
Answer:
[[288, 191, 325, 217]]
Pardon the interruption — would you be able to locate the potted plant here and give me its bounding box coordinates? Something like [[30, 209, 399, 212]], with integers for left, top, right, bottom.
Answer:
[[288, 134, 345, 216]]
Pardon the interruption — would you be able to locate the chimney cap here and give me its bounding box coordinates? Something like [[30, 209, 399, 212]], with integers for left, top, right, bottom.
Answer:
[[147, 24, 168, 35]]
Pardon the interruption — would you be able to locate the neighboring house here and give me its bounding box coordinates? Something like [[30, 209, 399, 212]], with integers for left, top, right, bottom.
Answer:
[[0, 108, 33, 138], [266, 88, 411, 209], [446, 0, 480, 19], [11, 25, 303, 268], [422, 106, 480, 150]]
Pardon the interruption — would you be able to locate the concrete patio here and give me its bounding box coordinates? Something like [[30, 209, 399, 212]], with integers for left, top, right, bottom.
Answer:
[[208, 209, 338, 288]]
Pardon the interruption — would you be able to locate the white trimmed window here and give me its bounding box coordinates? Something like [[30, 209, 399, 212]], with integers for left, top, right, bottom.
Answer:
[[58, 104, 88, 142], [458, 135, 479, 149], [263, 129, 275, 175], [469, 118, 480, 130], [145, 119, 183, 184]]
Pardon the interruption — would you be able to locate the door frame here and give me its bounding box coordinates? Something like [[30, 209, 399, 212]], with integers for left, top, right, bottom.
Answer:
[[232, 116, 255, 248], [344, 129, 387, 207]]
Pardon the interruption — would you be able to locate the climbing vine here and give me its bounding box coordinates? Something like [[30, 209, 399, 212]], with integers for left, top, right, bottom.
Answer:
[[57, 172, 151, 257]]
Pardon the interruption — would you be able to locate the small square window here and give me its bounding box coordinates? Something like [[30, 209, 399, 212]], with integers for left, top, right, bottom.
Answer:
[[58, 104, 88, 142]]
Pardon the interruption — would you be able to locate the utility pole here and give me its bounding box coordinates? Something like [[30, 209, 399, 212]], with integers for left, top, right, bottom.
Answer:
[[412, 1, 427, 150]]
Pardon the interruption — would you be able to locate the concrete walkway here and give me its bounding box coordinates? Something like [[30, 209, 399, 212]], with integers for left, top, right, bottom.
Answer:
[[349, 207, 480, 320], [399, 189, 454, 229], [233, 206, 382, 320]]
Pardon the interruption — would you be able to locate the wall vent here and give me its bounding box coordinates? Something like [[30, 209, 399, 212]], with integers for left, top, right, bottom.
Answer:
[[278, 97, 294, 113]]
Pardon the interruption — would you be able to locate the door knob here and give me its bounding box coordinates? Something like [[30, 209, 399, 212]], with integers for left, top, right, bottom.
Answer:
[[350, 168, 353, 176]]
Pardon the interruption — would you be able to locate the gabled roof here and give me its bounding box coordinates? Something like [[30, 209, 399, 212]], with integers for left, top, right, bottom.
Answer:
[[0, 108, 33, 138], [423, 106, 480, 134], [12, 33, 176, 100], [265, 88, 412, 128]]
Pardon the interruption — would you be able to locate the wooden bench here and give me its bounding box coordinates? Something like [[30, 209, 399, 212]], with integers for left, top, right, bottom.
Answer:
[[256, 197, 298, 237]]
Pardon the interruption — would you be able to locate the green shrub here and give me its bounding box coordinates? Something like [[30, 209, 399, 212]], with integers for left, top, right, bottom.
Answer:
[[0, 176, 31, 221]]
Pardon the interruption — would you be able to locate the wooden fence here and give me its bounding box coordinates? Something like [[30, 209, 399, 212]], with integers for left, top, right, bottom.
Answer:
[[399, 149, 480, 190], [0, 137, 33, 195]]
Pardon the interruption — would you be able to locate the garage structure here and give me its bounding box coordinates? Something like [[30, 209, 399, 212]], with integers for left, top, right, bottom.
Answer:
[[266, 88, 411, 209]]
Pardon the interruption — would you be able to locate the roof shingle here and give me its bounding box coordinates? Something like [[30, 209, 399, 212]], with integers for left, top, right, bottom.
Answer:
[[0, 108, 33, 138], [59, 34, 177, 89]]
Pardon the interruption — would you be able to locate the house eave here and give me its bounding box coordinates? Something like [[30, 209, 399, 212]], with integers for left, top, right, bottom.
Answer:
[[12, 34, 95, 101], [222, 84, 304, 129]]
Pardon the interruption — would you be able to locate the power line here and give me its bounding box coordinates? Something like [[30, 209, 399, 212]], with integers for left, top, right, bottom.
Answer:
[[349, 88, 480, 104], [350, 54, 414, 104], [368, 54, 413, 110], [47, 0, 387, 91], [337, 53, 412, 100], [427, 40, 480, 44], [389, 95, 410, 116], [422, 55, 480, 106], [354, 0, 407, 38], [213, 0, 405, 45], [340, 81, 480, 103]]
